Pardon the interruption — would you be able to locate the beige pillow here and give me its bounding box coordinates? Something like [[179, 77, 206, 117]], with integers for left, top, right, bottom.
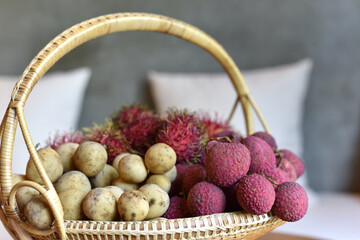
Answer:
[[148, 58, 313, 157]]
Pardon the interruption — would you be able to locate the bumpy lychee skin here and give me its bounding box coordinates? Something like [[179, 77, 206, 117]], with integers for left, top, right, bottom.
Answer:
[[169, 164, 190, 197], [242, 136, 276, 175], [251, 131, 277, 149], [264, 168, 289, 188], [276, 157, 297, 182], [164, 196, 189, 219], [206, 141, 251, 188], [236, 174, 275, 215], [280, 149, 305, 178], [187, 182, 226, 217], [157, 110, 207, 164], [182, 164, 207, 194], [272, 182, 308, 222]]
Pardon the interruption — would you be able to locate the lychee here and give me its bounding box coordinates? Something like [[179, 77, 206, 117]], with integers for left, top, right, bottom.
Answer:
[[169, 164, 190, 197], [242, 136, 276, 175], [276, 157, 297, 182], [157, 110, 207, 164], [272, 182, 308, 222], [182, 164, 207, 194], [251, 131, 277, 149], [187, 182, 226, 217], [236, 174, 275, 215], [264, 168, 289, 187], [280, 149, 305, 178], [164, 196, 189, 219], [205, 140, 251, 188]]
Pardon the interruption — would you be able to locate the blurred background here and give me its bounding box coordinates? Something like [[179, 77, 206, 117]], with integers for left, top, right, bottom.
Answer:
[[0, 1, 359, 239]]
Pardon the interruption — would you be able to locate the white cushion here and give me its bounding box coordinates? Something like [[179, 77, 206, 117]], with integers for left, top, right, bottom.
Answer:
[[148, 58, 312, 157], [0, 67, 91, 175]]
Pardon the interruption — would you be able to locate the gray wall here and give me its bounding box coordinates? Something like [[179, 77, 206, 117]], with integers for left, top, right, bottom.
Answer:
[[0, 0, 359, 192]]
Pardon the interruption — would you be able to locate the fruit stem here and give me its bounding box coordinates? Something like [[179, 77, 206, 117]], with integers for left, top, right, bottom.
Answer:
[[273, 148, 284, 167], [260, 173, 280, 186]]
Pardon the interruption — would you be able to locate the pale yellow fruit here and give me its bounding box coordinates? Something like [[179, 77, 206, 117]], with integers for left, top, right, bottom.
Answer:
[[12, 174, 26, 186], [82, 188, 117, 221], [146, 175, 171, 193], [112, 153, 131, 169], [144, 143, 176, 174], [58, 188, 88, 220], [163, 165, 177, 182], [24, 195, 54, 230], [74, 141, 107, 177], [117, 190, 149, 221], [138, 184, 170, 220], [117, 154, 147, 183], [90, 164, 119, 188], [26, 148, 63, 184], [56, 142, 79, 173], [112, 177, 138, 191], [105, 186, 124, 201], [54, 170, 91, 193], [15, 186, 40, 212]]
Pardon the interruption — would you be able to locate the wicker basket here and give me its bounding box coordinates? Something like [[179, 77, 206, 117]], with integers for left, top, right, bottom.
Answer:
[[0, 13, 285, 240]]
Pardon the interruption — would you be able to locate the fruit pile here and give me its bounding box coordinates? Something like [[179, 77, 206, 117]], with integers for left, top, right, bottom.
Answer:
[[12, 104, 308, 230]]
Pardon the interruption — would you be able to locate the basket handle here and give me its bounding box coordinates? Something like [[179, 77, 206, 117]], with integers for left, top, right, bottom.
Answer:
[[0, 12, 269, 239]]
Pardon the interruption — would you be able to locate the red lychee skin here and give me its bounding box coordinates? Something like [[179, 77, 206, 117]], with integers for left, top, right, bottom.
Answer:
[[236, 174, 275, 215], [157, 110, 207, 164], [251, 131, 278, 149], [280, 149, 305, 178], [272, 182, 308, 222], [242, 136, 276, 175], [199, 140, 218, 166], [182, 164, 207, 194], [169, 164, 190, 197], [164, 196, 189, 219], [264, 168, 289, 188], [276, 157, 297, 182], [205, 141, 251, 188], [187, 182, 226, 217]]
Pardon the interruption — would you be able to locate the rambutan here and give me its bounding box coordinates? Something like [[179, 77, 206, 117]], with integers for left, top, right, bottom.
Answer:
[[199, 113, 233, 139], [122, 113, 163, 155], [112, 104, 152, 130], [157, 109, 207, 164], [83, 120, 130, 164], [46, 130, 84, 150]]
